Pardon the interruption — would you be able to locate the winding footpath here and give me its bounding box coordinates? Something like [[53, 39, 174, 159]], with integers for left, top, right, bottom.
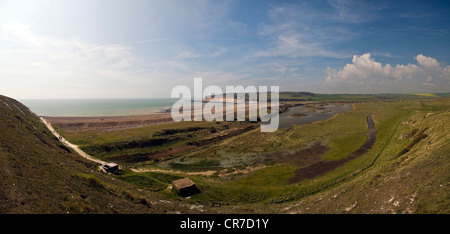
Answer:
[[41, 117, 219, 175], [40, 117, 108, 165]]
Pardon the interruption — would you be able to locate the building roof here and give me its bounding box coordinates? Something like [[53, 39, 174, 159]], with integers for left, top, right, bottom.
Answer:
[[172, 178, 195, 191], [104, 162, 118, 168]]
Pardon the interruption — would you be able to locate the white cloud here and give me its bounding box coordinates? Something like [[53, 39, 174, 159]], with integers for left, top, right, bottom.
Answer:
[[327, 0, 384, 23], [255, 3, 352, 59], [325, 53, 450, 93], [415, 54, 441, 69], [0, 23, 160, 98], [172, 47, 227, 60], [442, 66, 450, 80], [2, 22, 135, 70], [255, 33, 347, 58], [0, 22, 244, 98]]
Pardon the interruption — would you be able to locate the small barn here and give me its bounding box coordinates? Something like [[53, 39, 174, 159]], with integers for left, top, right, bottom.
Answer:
[[101, 162, 119, 174], [172, 178, 200, 197]]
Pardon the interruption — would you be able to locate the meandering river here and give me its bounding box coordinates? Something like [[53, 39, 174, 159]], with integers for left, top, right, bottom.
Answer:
[[288, 113, 377, 184]]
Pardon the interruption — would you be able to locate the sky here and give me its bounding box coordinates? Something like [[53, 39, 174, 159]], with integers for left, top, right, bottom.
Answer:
[[0, 0, 449, 98]]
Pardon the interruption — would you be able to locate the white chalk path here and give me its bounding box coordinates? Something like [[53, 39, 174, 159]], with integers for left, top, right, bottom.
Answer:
[[40, 117, 107, 165]]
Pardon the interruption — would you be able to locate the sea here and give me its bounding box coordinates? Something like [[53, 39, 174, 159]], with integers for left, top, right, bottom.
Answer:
[[19, 98, 178, 117]]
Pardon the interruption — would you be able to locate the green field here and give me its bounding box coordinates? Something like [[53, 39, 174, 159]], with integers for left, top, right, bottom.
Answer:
[[57, 120, 257, 166], [54, 96, 450, 213], [278, 92, 447, 102]]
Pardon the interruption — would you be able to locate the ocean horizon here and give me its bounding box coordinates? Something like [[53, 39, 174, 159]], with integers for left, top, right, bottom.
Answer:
[[19, 98, 178, 117]]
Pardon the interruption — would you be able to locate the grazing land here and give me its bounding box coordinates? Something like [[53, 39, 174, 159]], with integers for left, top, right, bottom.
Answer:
[[42, 93, 450, 213]]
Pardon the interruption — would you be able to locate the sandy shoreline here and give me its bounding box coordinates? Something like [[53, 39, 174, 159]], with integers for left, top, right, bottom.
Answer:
[[43, 103, 262, 133], [44, 112, 174, 132]]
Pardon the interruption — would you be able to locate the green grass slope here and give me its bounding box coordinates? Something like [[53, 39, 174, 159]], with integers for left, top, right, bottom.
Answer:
[[1, 94, 448, 214], [255, 99, 450, 214], [0, 95, 197, 214]]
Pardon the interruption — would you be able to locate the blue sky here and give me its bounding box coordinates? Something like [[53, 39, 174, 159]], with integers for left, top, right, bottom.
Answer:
[[0, 0, 449, 98]]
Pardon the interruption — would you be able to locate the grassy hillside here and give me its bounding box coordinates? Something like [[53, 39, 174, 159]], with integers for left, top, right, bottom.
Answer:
[[267, 99, 450, 213], [1, 94, 448, 214], [53, 97, 449, 214], [0, 95, 199, 214]]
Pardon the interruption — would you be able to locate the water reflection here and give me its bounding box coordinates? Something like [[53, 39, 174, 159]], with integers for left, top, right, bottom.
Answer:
[[279, 103, 352, 128]]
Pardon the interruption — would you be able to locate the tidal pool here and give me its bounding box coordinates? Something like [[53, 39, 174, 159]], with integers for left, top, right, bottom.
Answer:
[[278, 103, 352, 129]]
